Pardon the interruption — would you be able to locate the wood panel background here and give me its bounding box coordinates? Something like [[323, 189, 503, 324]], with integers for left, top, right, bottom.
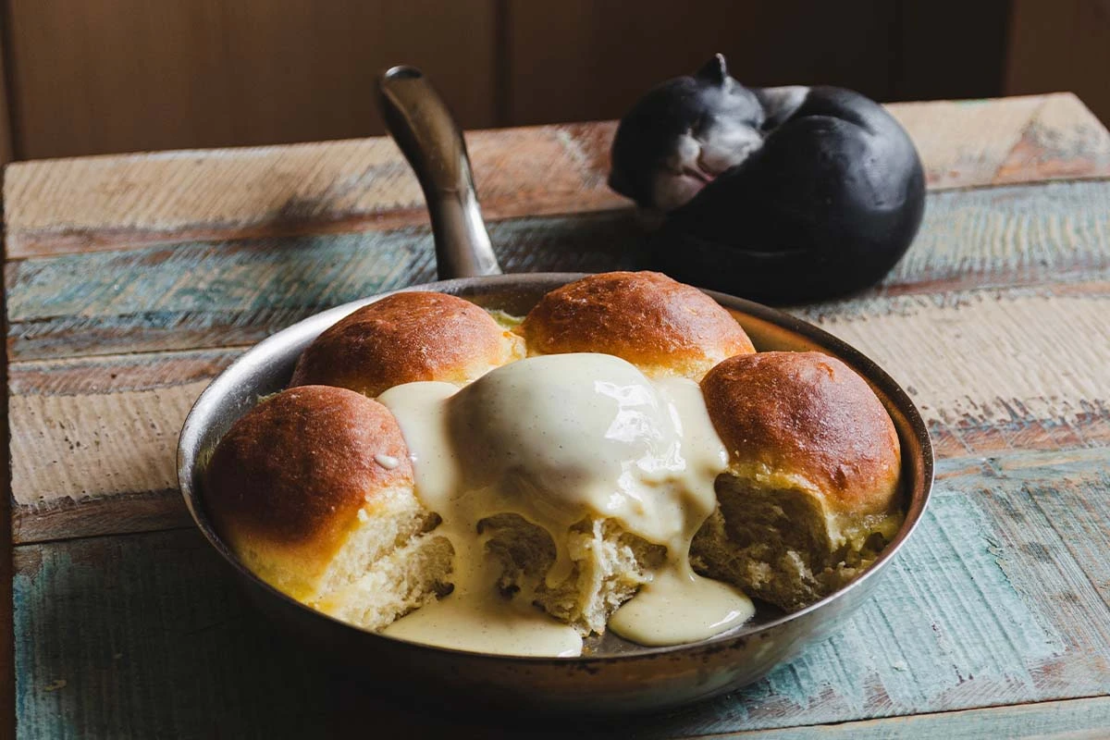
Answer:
[[3, 0, 498, 159], [0, 27, 12, 166], [503, 0, 1012, 126], [0, 0, 1105, 165], [0, 0, 1028, 164], [1003, 0, 1110, 127]]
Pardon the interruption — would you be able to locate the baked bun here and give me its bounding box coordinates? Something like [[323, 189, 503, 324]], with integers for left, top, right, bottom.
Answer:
[[692, 351, 902, 610], [290, 292, 522, 397], [204, 385, 452, 629], [519, 271, 754, 379]]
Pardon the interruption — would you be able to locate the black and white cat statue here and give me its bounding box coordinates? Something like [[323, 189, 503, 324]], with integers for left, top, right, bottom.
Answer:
[[609, 54, 926, 303]]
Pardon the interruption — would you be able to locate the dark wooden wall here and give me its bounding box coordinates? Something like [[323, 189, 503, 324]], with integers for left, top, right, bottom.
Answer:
[[1004, 0, 1110, 128], [503, 1, 1011, 126], [0, 0, 1102, 164]]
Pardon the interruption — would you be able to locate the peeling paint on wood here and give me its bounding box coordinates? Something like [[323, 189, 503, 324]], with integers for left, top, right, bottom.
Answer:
[[9, 382, 207, 504], [4, 213, 636, 360], [7, 179, 1110, 363], [798, 291, 1110, 428], [727, 696, 1110, 739]]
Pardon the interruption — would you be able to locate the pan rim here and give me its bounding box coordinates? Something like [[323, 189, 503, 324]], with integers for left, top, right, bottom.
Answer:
[[177, 272, 934, 666]]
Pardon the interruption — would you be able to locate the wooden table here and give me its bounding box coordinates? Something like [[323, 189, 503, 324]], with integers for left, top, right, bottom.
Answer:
[[5, 93, 1110, 739]]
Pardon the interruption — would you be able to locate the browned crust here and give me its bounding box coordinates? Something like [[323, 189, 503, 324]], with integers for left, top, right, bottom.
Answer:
[[519, 271, 755, 378], [290, 292, 515, 397], [701, 352, 901, 515], [204, 385, 413, 552]]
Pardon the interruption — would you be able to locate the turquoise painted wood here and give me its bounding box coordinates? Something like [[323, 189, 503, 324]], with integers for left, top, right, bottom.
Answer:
[[6, 180, 1110, 361], [13, 450, 1110, 738], [3, 213, 637, 360], [729, 696, 1110, 739]]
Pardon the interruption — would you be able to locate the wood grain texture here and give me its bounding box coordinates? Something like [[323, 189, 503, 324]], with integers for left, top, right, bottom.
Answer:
[[730, 696, 1110, 739], [890, 94, 1110, 190], [5, 95, 1109, 260], [1, 124, 620, 259], [5, 0, 497, 160], [7, 350, 238, 542], [11, 449, 1110, 737], [7, 179, 1109, 362]]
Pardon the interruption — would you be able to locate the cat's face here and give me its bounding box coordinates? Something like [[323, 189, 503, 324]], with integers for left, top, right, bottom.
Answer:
[[610, 55, 766, 211]]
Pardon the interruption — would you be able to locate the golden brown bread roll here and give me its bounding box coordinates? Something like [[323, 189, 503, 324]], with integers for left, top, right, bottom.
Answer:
[[692, 351, 903, 611], [204, 385, 452, 629], [519, 271, 755, 379], [290, 291, 522, 397]]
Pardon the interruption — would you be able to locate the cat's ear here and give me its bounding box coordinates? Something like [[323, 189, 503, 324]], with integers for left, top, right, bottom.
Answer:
[[695, 54, 729, 86]]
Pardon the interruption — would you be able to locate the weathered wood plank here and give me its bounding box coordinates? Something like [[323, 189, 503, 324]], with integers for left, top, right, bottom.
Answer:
[[1, 273, 15, 740], [11, 384, 207, 506], [9, 348, 1108, 545], [8, 278, 1110, 543], [3, 213, 634, 360], [1, 125, 622, 259], [800, 282, 1110, 461], [9, 384, 207, 542], [12, 449, 1110, 737], [881, 179, 1110, 293], [10, 289, 1110, 544], [798, 288, 1110, 429], [5, 95, 1109, 260], [7, 179, 1110, 362], [7, 347, 239, 396], [727, 696, 1110, 739], [891, 93, 1110, 191], [7, 349, 239, 542]]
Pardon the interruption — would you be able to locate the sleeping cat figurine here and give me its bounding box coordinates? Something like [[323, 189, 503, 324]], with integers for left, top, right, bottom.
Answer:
[[609, 54, 925, 303]]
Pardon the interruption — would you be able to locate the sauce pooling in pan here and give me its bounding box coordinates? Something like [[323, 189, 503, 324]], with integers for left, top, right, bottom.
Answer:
[[380, 353, 753, 656]]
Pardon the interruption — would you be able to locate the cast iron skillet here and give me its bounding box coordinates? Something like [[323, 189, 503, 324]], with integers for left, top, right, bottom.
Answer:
[[177, 66, 933, 715]]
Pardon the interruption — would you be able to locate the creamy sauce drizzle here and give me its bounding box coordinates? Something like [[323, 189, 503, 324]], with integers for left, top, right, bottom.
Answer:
[[379, 353, 753, 656]]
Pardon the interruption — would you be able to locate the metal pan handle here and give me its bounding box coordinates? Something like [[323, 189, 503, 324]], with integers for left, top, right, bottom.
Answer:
[[378, 66, 502, 280]]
